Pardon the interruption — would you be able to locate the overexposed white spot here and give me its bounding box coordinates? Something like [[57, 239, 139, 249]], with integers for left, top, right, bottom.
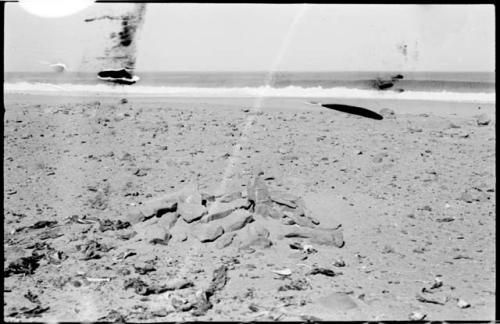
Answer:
[[20, 0, 94, 18]]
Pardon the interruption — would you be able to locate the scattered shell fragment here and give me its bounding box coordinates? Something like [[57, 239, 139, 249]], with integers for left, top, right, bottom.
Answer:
[[272, 268, 292, 276], [86, 277, 111, 283]]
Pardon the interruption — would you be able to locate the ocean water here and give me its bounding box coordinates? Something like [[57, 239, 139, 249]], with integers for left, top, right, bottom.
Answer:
[[4, 71, 495, 103]]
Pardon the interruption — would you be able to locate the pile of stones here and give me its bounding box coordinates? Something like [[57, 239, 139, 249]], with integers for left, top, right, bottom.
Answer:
[[126, 171, 344, 250]]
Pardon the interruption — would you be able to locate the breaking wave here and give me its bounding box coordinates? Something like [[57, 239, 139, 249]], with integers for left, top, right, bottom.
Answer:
[[4, 82, 495, 103]]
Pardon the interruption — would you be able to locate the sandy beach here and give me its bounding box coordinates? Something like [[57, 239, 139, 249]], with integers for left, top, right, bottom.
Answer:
[[3, 93, 496, 321]]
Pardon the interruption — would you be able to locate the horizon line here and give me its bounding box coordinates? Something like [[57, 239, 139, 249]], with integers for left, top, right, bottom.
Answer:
[[4, 70, 495, 73]]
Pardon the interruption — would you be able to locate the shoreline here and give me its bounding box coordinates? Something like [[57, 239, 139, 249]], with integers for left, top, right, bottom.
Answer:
[[4, 93, 495, 118]]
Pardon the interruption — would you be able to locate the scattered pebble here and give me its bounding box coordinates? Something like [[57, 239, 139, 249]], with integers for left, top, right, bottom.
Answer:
[[333, 259, 346, 267], [457, 299, 470, 308], [476, 113, 491, 126], [409, 311, 426, 321]]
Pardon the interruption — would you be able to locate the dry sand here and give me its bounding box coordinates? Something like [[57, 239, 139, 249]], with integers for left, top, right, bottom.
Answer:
[[3, 93, 496, 321]]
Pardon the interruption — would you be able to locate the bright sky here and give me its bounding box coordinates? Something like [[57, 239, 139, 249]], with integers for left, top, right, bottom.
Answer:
[[4, 3, 495, 72]]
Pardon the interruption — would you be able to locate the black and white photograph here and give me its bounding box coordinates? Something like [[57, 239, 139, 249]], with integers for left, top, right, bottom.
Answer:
[[3, 1, 495, 321]]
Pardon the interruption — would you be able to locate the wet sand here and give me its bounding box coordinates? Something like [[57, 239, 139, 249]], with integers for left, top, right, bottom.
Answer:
[[3, 93, 496, 321]]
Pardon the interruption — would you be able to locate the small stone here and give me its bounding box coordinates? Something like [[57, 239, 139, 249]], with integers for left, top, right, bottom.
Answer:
[[272, 268, 292, 276], [309, 217, 320, 225], [72, 280, 82, 287], [457, 299, 470, 308], [195, 224, 224, 243], [333, 259, 345, 267], [476, 113, 491, 126], [408, 311, 426, 321], [134, 168, 148, 177], [179, 203, 207, 223]]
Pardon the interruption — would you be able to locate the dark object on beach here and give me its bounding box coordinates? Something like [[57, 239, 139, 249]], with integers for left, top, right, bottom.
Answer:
[[306, 267, 339, 277], [289, 242, 304, 250], [375, 80, 394, 90], [5, 255, 42, 276], [321, 104, 384, 120], [392, 74, 404, 80], [98, 69, 139, 85]]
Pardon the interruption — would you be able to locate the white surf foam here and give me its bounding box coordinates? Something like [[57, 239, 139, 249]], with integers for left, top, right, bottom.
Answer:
[[4, 82, 495, 104]]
